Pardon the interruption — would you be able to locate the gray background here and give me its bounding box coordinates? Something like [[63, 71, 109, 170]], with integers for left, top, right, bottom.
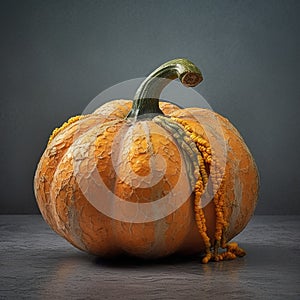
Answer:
[[0, 0, 299, 214]]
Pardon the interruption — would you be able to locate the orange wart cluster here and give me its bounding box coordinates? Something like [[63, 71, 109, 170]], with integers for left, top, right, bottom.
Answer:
[[48, 115, 83, 145], [171, 117, 246, 263]]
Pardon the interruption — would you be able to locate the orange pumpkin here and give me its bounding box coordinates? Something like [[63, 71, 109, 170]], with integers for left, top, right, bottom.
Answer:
[[34, 59, 259, 263]]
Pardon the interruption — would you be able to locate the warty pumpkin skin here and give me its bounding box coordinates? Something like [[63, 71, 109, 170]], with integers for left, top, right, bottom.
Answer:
[[34, 59, 259, 263]]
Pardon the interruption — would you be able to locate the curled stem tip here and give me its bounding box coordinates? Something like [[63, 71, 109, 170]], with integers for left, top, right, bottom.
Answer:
[[127, 58, 203, 119]]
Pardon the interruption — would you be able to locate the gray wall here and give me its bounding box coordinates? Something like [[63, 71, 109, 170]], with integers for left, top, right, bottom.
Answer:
[[1, 0, 299, 214]]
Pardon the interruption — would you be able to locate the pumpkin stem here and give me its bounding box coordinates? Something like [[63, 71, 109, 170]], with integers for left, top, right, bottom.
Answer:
[[126, 58, 203, 119]]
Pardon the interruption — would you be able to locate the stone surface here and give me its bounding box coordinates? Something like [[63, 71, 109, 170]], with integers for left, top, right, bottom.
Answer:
[[0, 215, 299, 299]]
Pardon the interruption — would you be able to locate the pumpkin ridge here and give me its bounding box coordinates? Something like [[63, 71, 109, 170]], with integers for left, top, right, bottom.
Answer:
[[34, 115, 97, 235], [108, 119, 190, 205]]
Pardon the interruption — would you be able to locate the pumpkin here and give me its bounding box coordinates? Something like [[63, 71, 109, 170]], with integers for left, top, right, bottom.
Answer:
[[34, 58, 259, 263]]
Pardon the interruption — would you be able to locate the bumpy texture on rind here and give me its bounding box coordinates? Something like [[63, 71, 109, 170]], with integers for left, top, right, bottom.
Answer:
[[34, 99, 258, 259]]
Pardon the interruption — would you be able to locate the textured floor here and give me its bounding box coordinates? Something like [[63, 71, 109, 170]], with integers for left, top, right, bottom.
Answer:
[[0, 215, 299, 299]]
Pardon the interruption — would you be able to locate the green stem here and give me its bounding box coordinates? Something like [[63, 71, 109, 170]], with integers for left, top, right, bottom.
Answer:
[[126, 58, 203, 119]]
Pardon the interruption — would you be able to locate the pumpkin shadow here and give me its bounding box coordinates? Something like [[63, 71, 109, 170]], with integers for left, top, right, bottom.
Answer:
[[91, 241, 299, 271], [93, 252, 203, 269]]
